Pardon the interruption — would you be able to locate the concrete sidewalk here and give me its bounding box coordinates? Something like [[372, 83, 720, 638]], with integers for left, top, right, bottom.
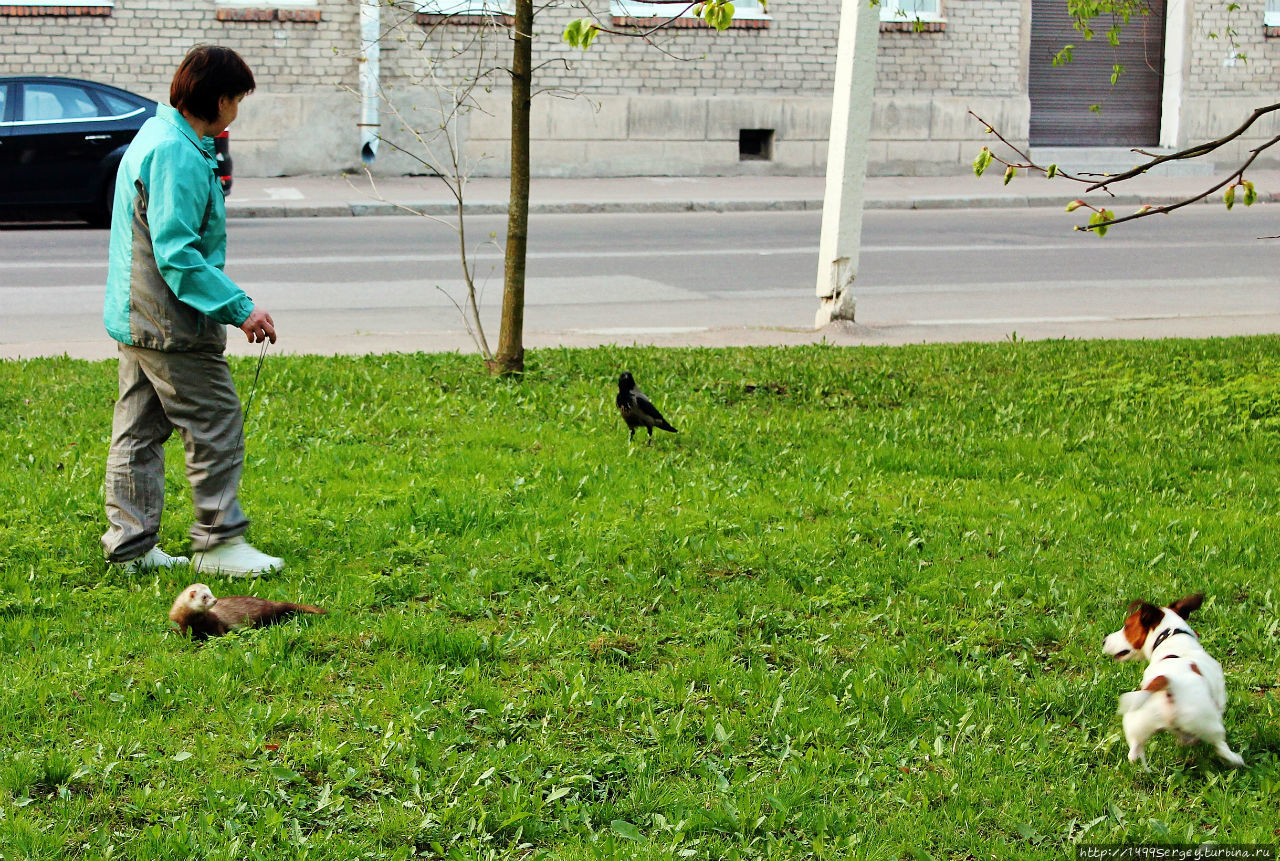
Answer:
[[225, 169, 1280, 218]]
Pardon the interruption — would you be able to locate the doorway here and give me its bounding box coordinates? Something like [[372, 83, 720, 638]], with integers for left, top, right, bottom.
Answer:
[[1029, 0, 1167, 145]]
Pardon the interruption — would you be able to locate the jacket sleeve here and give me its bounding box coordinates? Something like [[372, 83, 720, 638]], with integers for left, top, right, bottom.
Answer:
[[146, 140, 255, 327]]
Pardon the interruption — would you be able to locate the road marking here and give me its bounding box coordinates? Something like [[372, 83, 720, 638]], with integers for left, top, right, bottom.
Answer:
[[2, 238, 1270, 271], [903, 315, 1113, 325], [897, 311, 1278, 326], [706, 276, 1277, 300], [0, 247, 818, 270], [6, 276, 1276, 300], [567, 326, 709, 335], [264, 188, 305, 200]]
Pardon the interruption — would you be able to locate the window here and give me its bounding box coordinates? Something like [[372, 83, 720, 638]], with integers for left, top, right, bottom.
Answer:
[[610, 0, 770, 23], [412, 0, 512, 24], [98, 91, 141, 116], [212, 0, 320, 22], [879, 0, 943, 24], [24, 83, 99, 122], [1267, 0, 1280, 26], [413, 0, 511, 14], [214, 0, 316, 6], [2, 1, 112, 13]]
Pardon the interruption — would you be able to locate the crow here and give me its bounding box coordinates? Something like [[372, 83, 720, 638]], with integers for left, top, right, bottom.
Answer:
[[616, 371, 677, 443]]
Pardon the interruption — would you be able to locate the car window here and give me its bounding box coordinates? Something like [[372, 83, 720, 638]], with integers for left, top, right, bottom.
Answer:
[[0, 85, 8, 123], [99, 91, 142, 117], [22, 82, 101, 122]]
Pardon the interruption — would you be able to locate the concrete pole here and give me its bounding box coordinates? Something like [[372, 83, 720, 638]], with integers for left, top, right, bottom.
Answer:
[[358, 0, 380, 164], [815, 0, 879, 326]]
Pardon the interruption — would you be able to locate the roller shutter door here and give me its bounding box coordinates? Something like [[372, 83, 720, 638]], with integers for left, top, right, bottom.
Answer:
[[1029, 0, 1166, 145]]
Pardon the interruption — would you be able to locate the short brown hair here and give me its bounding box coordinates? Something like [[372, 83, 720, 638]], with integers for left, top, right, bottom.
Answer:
[[170, 45, 255, 123]]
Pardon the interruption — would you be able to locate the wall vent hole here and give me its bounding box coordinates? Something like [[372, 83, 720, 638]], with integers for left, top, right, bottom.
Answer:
[[739, 128, 774, 161]]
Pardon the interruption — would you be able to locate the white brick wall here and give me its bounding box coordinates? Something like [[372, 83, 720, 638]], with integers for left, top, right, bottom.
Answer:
[[3, 0, 1276, 175]]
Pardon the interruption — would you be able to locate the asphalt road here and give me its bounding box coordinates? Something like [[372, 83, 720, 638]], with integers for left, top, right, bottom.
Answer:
[[2, 206, 1278, 359]]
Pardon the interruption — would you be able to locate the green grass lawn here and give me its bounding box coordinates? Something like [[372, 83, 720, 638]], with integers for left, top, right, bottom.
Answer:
[[2, 338, 1279, 860]]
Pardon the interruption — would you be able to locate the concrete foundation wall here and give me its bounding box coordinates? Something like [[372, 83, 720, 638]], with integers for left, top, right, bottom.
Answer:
[[449, 92, 1030, 177]]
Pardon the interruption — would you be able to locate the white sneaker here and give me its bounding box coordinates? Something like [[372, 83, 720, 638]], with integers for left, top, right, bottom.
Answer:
[[193, 536, 284, 578], [120, 546, 190, 574]]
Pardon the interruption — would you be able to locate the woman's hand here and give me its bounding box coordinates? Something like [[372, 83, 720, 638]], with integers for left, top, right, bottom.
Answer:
[[240, 307, 277, 344]]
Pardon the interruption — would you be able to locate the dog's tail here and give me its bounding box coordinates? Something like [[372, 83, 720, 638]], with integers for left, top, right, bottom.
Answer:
[[1118, 674, 1170, 715], [1118, 690, 1152, 714]]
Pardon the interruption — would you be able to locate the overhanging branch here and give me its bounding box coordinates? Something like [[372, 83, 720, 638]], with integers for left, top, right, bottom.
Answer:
[[971, 104, 1280, 234]]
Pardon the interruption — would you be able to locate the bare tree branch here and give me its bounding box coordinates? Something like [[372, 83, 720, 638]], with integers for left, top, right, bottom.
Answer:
[[969, 110, 1111, 186], [1083, 134, 1278, 230], [1088, 103, 1280, 189], [971, 105, 1280, 234], [343, 23, 500, 360]]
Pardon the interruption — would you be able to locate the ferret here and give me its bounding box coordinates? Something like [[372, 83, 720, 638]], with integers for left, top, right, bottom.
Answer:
[[169, 583, 326, 641]]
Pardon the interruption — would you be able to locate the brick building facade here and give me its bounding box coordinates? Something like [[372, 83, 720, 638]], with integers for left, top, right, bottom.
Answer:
[[3, 0, 1278, 177]]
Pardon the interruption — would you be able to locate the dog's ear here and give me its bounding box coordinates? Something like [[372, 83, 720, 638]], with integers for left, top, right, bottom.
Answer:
[[1168, 593, 1204, 620], [1136, 602, 1164, 630], [1122, 601, 1165, 650], [1125, 599, 1162, 624]]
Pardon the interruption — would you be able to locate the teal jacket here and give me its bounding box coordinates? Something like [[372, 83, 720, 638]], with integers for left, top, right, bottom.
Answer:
[[104, 104, 254, 352]]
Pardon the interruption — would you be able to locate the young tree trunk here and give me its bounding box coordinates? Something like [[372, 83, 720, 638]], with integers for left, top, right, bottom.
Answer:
[[493, 0, 534, 376]]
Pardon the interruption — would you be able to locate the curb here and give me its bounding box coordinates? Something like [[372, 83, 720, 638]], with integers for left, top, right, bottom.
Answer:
[[224, 191, 1279, 219]]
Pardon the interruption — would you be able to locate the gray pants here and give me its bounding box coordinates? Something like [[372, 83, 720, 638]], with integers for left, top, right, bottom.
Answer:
[[102, 344, 249, 562]]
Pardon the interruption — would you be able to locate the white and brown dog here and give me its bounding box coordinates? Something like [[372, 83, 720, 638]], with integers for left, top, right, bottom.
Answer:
[[1102, 593, 1244, 767]]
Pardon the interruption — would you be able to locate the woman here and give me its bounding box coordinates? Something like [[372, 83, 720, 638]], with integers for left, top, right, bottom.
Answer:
[[102, 45, 283, 578]]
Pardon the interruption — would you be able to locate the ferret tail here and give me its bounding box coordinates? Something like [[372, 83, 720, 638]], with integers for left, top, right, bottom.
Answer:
[[289, 603, 327, 615]]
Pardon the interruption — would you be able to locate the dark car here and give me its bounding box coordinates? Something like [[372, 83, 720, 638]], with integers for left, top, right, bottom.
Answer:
[[0, 76, 234, 226], [215, 129, 232, 195]]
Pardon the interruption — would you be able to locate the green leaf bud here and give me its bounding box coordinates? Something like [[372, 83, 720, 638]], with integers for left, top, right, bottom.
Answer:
[[973, 148, 991, 178]]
